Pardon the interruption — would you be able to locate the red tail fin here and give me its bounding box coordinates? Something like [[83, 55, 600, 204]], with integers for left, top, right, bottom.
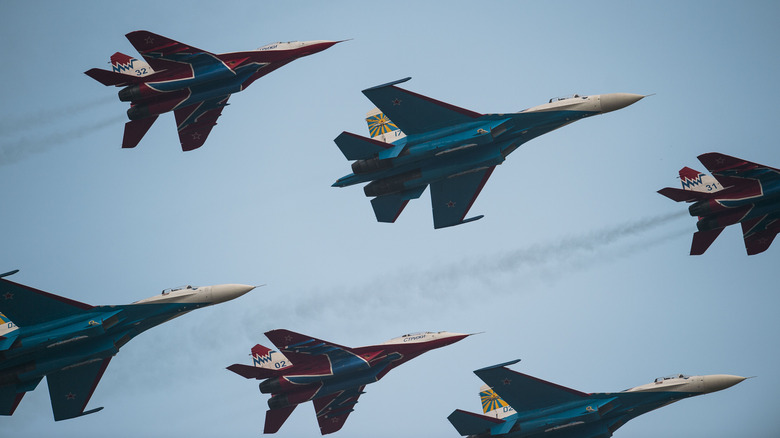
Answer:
[[264, 405, 297, 434]]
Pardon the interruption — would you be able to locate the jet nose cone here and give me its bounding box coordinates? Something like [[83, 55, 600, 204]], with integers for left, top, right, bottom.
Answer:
[[210, 284, 256, 304], [599, 93, 645, 113], [704, 374, 747, 393]]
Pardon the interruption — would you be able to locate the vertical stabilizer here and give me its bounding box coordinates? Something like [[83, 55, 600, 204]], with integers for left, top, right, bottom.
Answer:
[[679, 166, 723, 193], [480, 384, 515, 419], [366, 108, 406, 144], [110, 52, 155, 77], [251, 344, 292, 371], [0, 312, 19, 350]]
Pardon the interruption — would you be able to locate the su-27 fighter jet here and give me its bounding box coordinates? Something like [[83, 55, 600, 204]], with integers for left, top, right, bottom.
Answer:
[[332, 77, 645, 228], [0, 269, 255, 420], [228, 329, 471, 434], [658, 152, 780, 255], [448, 359, 747, 438], [85, 30, 341, 151]]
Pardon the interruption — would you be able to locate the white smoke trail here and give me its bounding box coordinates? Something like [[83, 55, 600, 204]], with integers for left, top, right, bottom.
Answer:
[[0, 114, 125, 165], [256, 212, 691, 326], [0, 95, 116, 137]]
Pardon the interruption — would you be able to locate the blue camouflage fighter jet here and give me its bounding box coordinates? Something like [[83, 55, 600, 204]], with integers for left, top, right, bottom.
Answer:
[[332, 78, 645, 228], [0, 269, 255, 420], [448, 359, 747, 438]]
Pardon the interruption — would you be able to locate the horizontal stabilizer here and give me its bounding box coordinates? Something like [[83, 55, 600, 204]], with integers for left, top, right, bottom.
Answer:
[[226, 363, 280, 380], [657, 187, 713, 202], [334, 132, 394, 160], [84, 68, 146, 87], [447, 409, 505, 436], [0, 331, 19, 351], [690, 229, 724, 255]]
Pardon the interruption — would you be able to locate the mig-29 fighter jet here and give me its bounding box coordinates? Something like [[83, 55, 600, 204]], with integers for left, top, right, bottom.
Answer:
[[332, 77, 645, 228], [86, 30, 341, 151], [0, 269, 255, 420], [659, 152, 780, 255], [448, 359, 746, 438], [228, 329, 471, 434]]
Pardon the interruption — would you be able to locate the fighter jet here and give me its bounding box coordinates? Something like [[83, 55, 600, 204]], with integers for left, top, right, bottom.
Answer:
[[0, 269, 255, 420], [658, 152, 780, 255], [448, 359, 747, 438], [332, 77, 645, 228], [228, 329, 471, 434], [85, 30, 341, 151]]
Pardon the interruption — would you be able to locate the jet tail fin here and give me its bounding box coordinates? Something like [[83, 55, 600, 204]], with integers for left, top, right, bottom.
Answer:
[[226, 343, 292, 379], [678, 166, 724, 193], [365, 108, 406, 144], [109, 52, 154, 77], [0, 312, 19, 351], [447, 409, 506, 436], [479, 384, 515, 419]]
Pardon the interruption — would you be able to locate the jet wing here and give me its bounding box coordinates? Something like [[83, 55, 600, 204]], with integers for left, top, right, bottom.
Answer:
[[125, 30, 213, 72], [361, 78, 482, 135], [698, 152, 780, 183], [313, 385, 365, 435], [173, 96, 229, 151], [429, 166, 495, 229], [46, 357, 111, 421], [0, 279, 93, 326], [741, 215, 780, 255], [264, 329, 354, 366], [473, 360, 589, 413]]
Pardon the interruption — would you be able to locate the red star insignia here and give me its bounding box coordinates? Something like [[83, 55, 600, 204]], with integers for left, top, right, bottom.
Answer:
[[285, 335, 293, 342], [446, 201, 456, 208], [191, 132, 201, 140], [716, 157, 726, 165], [502, 378, 511, 385], [3, 292, 13, 300], [65, 392, 76, 400], [392, 98, 402, 106], [331, 418, 340, 423], [145, 36, 155, 45]]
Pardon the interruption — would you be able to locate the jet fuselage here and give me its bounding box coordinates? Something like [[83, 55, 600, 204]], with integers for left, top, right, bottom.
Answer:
[[333, 93, 643, 197]]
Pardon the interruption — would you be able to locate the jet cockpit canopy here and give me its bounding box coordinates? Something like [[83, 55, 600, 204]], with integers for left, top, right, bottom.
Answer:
[[161, 285, 198, 295]]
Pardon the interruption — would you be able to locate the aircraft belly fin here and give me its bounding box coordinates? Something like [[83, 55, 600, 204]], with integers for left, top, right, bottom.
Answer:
[[0, 279, 93, 327], [313, 385, 365, 435], [46, 357, 111, 421], [122, 115, 159, 149], [370, 187, 427, 223], [264, 405, 297, 434], [447, 409, 506, 436], [334, 132, 396, 160], [430, 166, 495, 229], [690, 228, 725, 255], [361, 78, 482, 135], [0, 377, 42, 416], [174, 95, 229, 151]]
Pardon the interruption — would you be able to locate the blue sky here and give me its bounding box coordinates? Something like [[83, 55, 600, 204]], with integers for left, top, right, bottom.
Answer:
[[1, 1, 778, 437]]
